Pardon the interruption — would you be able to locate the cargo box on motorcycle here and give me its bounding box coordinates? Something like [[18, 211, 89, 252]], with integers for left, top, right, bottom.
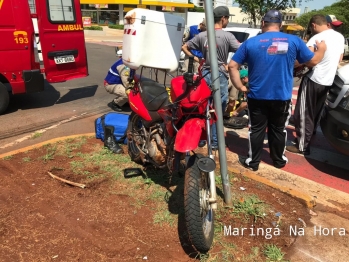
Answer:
[[122, 8, 185, 72]]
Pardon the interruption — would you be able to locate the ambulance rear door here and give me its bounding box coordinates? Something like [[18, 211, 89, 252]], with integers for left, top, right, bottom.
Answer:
[[35, 0, 88, 83]]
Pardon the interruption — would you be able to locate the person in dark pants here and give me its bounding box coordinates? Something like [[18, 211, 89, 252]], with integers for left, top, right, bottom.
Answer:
[[286, 15, 344, 155], [228, 10, 326, 171]]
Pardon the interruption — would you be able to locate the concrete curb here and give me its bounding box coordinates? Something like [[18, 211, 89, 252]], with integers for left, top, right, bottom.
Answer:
[[227, 166, 316, 208], [0, 133, 95, 159], [0, 133, 315, 209]]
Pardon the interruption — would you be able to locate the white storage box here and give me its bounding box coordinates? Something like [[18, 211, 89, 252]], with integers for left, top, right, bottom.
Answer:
[[122, 9, 185, 72]]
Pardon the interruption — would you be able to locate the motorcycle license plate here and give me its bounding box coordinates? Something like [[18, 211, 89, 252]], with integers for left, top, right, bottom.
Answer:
[[54, 55, 75, 64]]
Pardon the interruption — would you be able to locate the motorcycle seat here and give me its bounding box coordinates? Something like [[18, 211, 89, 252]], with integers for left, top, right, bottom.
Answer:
[[139, 79, 171, 111]]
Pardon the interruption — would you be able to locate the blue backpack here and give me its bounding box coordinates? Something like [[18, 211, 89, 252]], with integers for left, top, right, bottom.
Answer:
[[95, 112, 129, 144]]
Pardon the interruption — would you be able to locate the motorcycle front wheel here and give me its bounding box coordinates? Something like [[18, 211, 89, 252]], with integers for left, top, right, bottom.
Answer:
[[184, 154, 214, 253], [127, 113, 144, 165]]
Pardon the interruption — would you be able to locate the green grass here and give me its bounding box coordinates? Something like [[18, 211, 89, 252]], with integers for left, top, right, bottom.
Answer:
[[41, 145, 57, 163], [84, 25, 103, 31], [263, 244, 288, 262], [31, 132, 43, 139], [2, 155, 13, 160], [153, 210, 175, 227], [22, 157, 31, 162], [232, 194, 267, 223], [108, 24, 124, 30]]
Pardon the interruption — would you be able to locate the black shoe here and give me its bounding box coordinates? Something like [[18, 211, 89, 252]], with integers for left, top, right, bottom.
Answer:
[[238, 156, 258, 171], [104, 126, 124, 154], [286, 145, 310, 155], [108, 101, 123, 112], [211, 145, 218, 151], [199, 140, 206, 148]]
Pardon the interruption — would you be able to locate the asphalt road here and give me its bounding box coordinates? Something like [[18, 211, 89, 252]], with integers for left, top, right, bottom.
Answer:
[[0, 43, 171, 141]]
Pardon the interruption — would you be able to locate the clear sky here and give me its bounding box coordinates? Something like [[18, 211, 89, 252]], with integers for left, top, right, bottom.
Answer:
[[298, 0, 338, 12]]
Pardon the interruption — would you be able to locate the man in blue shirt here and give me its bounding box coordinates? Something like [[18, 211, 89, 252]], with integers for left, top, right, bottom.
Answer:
[[228, 10, 326, 171], [104, 50, 131, 112], [181, 18, 206, 73]]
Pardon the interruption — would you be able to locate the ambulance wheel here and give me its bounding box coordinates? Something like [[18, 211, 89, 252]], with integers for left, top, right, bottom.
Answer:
[[0, 82, 9, 115]]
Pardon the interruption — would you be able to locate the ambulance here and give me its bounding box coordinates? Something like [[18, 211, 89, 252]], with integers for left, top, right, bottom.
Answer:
[[0, 0, 88, 114]]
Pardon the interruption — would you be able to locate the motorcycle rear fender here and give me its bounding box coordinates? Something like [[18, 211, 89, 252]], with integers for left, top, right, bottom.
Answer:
[[174, 118, 205, 153]]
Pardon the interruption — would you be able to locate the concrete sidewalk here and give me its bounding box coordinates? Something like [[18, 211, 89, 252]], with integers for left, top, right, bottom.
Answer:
[[84, 26, 123, 46]]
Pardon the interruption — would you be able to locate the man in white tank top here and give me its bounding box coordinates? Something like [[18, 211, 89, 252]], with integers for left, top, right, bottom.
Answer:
[[286, 14, 344, 155]]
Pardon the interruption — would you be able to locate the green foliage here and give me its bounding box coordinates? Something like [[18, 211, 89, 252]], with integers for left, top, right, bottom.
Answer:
[[83, 26, 103, 31], [108, 24, 124, 30], [263, 244, 287, 261], [295, 0, 349, 37], [188, 5, 205, 12], [233, 0, 313, 28]]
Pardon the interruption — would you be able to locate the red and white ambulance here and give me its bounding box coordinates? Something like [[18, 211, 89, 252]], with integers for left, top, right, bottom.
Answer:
[[0, 0, 88, 114]]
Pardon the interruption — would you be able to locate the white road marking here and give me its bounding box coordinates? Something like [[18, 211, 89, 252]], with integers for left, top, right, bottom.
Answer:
[[0, 114, 80, 150]]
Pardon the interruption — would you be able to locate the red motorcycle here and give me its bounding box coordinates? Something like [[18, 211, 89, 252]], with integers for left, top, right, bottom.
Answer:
[[126, 57, 218, 253]]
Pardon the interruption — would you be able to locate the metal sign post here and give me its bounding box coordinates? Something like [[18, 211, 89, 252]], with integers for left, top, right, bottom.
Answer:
[[204, 0, 232, 205]]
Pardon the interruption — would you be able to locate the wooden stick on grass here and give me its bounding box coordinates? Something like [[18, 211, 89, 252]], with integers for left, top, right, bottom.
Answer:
[[47, 172, 86, 189]]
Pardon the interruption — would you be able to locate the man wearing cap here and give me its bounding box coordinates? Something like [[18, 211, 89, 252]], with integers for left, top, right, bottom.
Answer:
[[182, 6, 241, 150], [228, 10, 326, 171], [182, 19, 207, 73], [286, 14, 344, 155], [326, 14, 343, 32], [104, 50, 131, 112]]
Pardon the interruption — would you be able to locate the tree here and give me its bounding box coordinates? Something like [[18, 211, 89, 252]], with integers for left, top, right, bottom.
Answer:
[[233, 0, 313, 28], [295, 0, 349, 37], [188, 5, 205, 12]]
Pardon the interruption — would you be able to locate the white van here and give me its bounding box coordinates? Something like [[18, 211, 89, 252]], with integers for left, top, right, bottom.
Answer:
[[223, 27, 262, 63]]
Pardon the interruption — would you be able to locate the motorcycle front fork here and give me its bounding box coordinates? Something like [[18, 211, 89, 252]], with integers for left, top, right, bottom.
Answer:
[[205, 107, 218, 210]]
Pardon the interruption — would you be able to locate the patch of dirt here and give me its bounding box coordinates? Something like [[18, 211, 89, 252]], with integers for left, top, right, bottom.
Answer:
[[0, 137, 310, 261]]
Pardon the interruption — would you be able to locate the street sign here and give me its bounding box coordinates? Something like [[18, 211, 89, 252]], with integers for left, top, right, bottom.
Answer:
[[95, 4, 108, 8], [162, 6, 175, 11], [82, 17, 91, 27]]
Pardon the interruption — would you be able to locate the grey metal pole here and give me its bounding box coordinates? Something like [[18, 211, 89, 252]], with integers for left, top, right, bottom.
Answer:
[[203, 0, 232, 205]]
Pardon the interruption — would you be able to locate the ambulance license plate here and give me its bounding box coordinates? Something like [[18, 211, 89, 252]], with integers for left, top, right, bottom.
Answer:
[[54, 55, 75, 64]]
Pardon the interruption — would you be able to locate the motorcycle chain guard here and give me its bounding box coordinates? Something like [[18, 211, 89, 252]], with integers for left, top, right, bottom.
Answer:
[[197, 157, 216, 173]]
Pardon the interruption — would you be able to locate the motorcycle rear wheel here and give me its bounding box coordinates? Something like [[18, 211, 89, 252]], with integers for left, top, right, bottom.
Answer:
[[127, 113, 144, 165], [184, 154, 214, 253]]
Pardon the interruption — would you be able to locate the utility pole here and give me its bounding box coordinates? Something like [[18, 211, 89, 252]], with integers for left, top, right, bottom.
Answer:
[[203, 0, 232, 205]]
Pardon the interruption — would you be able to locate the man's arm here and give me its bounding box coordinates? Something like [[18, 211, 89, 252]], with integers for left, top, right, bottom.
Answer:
[[182, 27, 190, 43], [117, 64, 131, 88], [304, 40, 326, 67], [182, 34, 202, 63], [228, 60, 248, 93], [228, 34, 241, 52]]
